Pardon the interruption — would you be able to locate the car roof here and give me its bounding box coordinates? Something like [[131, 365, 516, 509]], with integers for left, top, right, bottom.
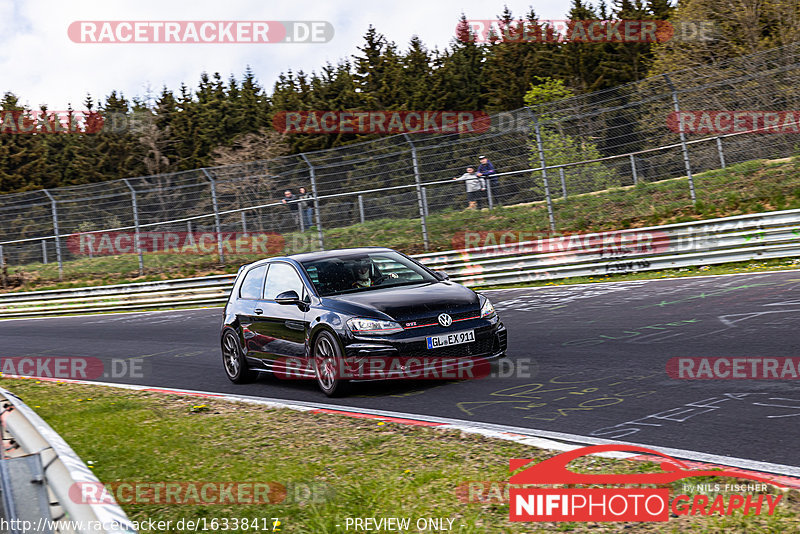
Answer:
[[270, 247, 396, 264]]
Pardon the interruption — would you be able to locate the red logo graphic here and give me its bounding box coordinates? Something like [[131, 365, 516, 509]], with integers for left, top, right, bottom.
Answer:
[[509, 444, 783, 522]]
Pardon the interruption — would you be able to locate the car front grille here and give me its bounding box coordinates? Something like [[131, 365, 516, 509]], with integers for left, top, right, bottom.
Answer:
[[405, 309, 481, 329]]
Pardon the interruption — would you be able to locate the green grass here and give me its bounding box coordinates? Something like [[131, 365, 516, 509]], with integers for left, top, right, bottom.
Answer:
[[4, 156, 800, 292], [4, 378, 799, 533]]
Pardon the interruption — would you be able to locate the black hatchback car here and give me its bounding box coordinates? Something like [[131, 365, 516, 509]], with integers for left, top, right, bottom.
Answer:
[[221, 247, 507, 396]]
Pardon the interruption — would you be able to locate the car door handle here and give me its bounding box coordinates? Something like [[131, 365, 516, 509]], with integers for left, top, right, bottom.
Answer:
[[254, 308, 263, 315]]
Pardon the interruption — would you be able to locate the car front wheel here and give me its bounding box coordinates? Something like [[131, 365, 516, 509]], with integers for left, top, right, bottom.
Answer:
[[313, 330, 350, 397]]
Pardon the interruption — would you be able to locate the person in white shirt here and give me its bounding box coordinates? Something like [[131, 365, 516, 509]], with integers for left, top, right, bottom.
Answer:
[[452, 166, 486, 209]]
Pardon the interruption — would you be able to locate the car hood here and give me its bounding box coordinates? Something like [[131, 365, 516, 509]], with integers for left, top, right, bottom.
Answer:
[[322, 281, 480, 322]]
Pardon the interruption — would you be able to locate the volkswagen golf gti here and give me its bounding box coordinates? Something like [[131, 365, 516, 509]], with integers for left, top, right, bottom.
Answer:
[[220, 247, 507, 396]]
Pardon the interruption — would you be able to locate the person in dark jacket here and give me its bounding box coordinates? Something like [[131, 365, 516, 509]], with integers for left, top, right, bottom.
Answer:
[[476, 155, 499, 205], [297, 186, 314, 230], [281, 189, 299, 229]]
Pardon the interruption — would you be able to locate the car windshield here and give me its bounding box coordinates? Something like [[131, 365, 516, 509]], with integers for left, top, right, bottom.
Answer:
[[300, 251, 438, 296]]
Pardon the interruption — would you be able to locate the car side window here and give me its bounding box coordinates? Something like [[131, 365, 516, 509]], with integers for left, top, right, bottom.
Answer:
[[239, 265, 267, 300], [264, 262, 306, 301]]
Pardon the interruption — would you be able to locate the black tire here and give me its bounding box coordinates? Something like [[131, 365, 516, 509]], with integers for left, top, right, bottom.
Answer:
[[221, 330, 258, 384], [313, 330, 350, 397]]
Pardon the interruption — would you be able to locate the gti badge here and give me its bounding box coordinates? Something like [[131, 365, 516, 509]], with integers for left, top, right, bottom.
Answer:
[[438, 313, 452, 327]]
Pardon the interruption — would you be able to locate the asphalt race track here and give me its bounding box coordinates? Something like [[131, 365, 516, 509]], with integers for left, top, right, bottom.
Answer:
[[2, 270, 800, 471]]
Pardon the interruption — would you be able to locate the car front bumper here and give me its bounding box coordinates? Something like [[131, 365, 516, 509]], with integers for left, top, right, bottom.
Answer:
[[341, 319, 507, 381]]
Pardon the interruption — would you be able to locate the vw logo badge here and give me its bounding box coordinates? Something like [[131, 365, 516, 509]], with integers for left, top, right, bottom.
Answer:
[[438, 313, 452, 327]]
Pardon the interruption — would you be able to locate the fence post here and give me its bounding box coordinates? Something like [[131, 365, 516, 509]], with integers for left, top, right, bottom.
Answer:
[[42, 189, 63, 281], [716, 137, 726, 169], [358, 195, 365, 224], [42, 240, 48, 264], [531, 114, 557, 231], [559, 166, 568, 199], [486, 179, 494, 210], [402, 134, 429, 251], [201, 169, 225, 263], [122, 179, 144, 276], [300, 154, 325, 251], [630, 154, 639, 185], [0, 245, 4, 286], [241, 212, 248, 235], [664, 74, 697, 204], [422, 186, 429, 217]]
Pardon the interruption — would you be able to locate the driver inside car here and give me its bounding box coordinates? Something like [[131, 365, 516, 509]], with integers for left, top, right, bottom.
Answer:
[[351, 258, 375, 288]]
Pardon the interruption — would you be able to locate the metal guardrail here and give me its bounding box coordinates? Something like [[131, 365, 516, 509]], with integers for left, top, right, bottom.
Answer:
[[418, 208, 800, 286], [0, 387, 137, 533], [0, 208, 799, 318]]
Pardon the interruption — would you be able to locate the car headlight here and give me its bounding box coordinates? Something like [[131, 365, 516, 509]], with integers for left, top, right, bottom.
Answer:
[[480, 297, 496, 318], [347, 317, 404, 334]]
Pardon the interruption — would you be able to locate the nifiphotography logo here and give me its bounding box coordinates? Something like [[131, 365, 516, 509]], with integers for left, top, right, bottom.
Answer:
[[509, 444, 783, 522]]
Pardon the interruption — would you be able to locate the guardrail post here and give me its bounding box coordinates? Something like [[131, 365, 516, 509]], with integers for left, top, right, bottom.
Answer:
[[358, 195, 365, 224], [559, 166, 568, 199], [403, 134, 429, 251], [300, 154, 325, 251], [664, 74, 697, 205], [716, 137, 726, 169], [0, 245, 5, 289], [122, 179, 144, 276], [629, 154, 639, 185], [531, 113, 557, 231], [42, 240, 48, 264], [201, 168, 225, 263], [42, 189, 63, 281]]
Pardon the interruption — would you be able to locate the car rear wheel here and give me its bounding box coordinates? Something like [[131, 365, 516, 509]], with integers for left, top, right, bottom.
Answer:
[[222, 330, 258, 383], [313, 330, 350, 397]]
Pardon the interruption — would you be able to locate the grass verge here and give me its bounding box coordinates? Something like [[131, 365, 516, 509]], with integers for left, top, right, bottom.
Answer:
[[3, 377, 799, 533]]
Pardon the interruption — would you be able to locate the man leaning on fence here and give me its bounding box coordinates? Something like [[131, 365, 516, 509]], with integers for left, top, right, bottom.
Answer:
[[281, 189, 300, 229], [297, 187, 314, 230], [476, 155, 498, 205]]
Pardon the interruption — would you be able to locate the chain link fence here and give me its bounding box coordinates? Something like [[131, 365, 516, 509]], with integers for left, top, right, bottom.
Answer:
[[2, 42, 800, 280]]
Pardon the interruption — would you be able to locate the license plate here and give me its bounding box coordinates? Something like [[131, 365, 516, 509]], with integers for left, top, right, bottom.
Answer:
[[426, 330, 475, 349]]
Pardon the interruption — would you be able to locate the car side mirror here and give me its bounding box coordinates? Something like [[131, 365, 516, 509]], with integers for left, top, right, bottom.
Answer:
[[275, 290, 301, 305], [434, 271, 449, 281]]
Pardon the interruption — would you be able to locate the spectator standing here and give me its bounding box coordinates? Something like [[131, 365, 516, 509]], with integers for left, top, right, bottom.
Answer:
[[476, 155, 499, 205], [452, 167, 485, 209], [297, 187, 314, 230], [281, 189, 300, 229]]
